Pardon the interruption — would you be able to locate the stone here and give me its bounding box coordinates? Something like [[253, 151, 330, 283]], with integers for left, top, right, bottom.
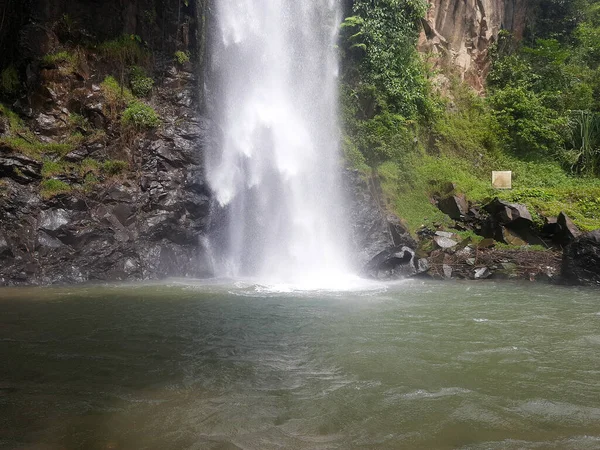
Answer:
[[501, 227, 527, 247], [363, 245, 428, 279], [484, 198, 533, 226], [0, 152, 42, 183], [39, 209, 70, 231], [443, 264, 453, 279], [556, 212, 581, 245], [438, 194, 468, 220], [474, 267, 492, 279], [562, 230, 600, 286], [434, 236, 458, 249]]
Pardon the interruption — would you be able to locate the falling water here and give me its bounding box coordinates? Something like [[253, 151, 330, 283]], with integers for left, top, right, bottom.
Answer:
[[207, 0, 350, 286]]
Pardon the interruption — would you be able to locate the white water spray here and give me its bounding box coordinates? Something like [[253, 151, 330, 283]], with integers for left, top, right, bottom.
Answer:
[[207, 0, 351, 287]]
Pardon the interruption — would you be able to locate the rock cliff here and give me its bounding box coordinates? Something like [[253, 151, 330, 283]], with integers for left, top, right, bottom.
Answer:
[[419, 0, 531, 90], [0, 0, 213, 285]]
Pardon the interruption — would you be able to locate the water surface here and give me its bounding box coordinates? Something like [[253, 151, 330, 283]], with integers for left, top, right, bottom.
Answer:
[[1, 280, 599, 449]]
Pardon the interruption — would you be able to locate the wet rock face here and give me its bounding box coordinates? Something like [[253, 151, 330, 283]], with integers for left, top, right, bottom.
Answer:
[[0, 63, 215, 286], [562, 230, 600, 286], [343, 169, 425, 280]]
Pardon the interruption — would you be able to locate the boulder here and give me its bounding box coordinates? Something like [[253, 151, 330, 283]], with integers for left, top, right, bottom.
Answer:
[[556, 212, 581, 245], [484, 198, 533, 226], [562, 230, 600, 286], [0, 152, 42, 183], [438, 194, 468, 220], [364, 245, 428, 279]]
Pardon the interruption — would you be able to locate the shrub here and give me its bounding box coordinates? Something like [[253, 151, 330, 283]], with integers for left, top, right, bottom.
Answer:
[[122, 101, 160, 129], [174, 51, 190, 65], [129, 66, 154, 97], [101, 160, 128, 175], [101, 76, 134, 118], [0, 66, 19, 95]]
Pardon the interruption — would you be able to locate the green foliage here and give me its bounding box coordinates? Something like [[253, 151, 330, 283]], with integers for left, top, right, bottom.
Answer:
[[567, 110, 600, 175], [342, 0, 432, 120], [41, 159, 68, 178], [101, 76, 134, 118], [340, 0, 435, 169], [122, 101, 160, 129], [174, 50, 190, 65], [79, 158, 100, 175], [101, 160, 128, 175], [339, 0, 600, 235], [129, 66, 154, 97], [97, 35, 148, 65], [40, 179, 72, 198], [0, 136, 73, 159], [488, 86, 568, 157], [0, 65, 19, 95]]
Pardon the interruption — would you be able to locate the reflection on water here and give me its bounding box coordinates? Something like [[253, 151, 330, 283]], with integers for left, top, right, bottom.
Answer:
[[0, 280, 599, 449]]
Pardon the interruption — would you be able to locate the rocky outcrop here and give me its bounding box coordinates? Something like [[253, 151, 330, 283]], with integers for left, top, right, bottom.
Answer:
[[562, 230, 600, 286], [419, 0, 531, 90], [0, 0, 213, 286], [0, 64, 214, 286], [344, 169, 420, 278]]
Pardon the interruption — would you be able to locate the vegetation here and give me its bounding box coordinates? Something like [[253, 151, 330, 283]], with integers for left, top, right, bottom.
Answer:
[[122, 100, 160, 129], [97, 34, 148, 65], [129, 66, 154, 98], [40, 179, 72, 198], [0, 65, 19, 96], [174, 50, 190, 65], [340, 0, 600, 235]]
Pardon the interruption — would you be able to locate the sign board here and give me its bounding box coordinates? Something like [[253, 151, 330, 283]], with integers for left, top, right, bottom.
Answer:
[[492, 171, 512, 189]]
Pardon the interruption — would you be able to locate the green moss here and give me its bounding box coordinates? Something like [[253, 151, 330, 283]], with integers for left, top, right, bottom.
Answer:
[[122, 101, 160, 129], [174, 51, 190, 65], [69, 113, 89, 130], [0, 133, 79, 159], [40, 179, 72, 198], [0, 65, 19, 95]]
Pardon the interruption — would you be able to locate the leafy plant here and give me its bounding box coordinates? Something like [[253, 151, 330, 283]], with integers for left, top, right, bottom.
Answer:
[[174, 50, 190, 65], [129, 66, 154, 97], [569, 110, 600, 175], [121, 101, 160, 129]]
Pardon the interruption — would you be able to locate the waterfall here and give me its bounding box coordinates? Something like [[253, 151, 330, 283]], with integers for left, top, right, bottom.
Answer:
[[207, 0, 350, 286]]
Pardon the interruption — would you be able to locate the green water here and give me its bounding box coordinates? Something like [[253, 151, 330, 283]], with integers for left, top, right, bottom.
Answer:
[[0, 280, 599, 449]]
